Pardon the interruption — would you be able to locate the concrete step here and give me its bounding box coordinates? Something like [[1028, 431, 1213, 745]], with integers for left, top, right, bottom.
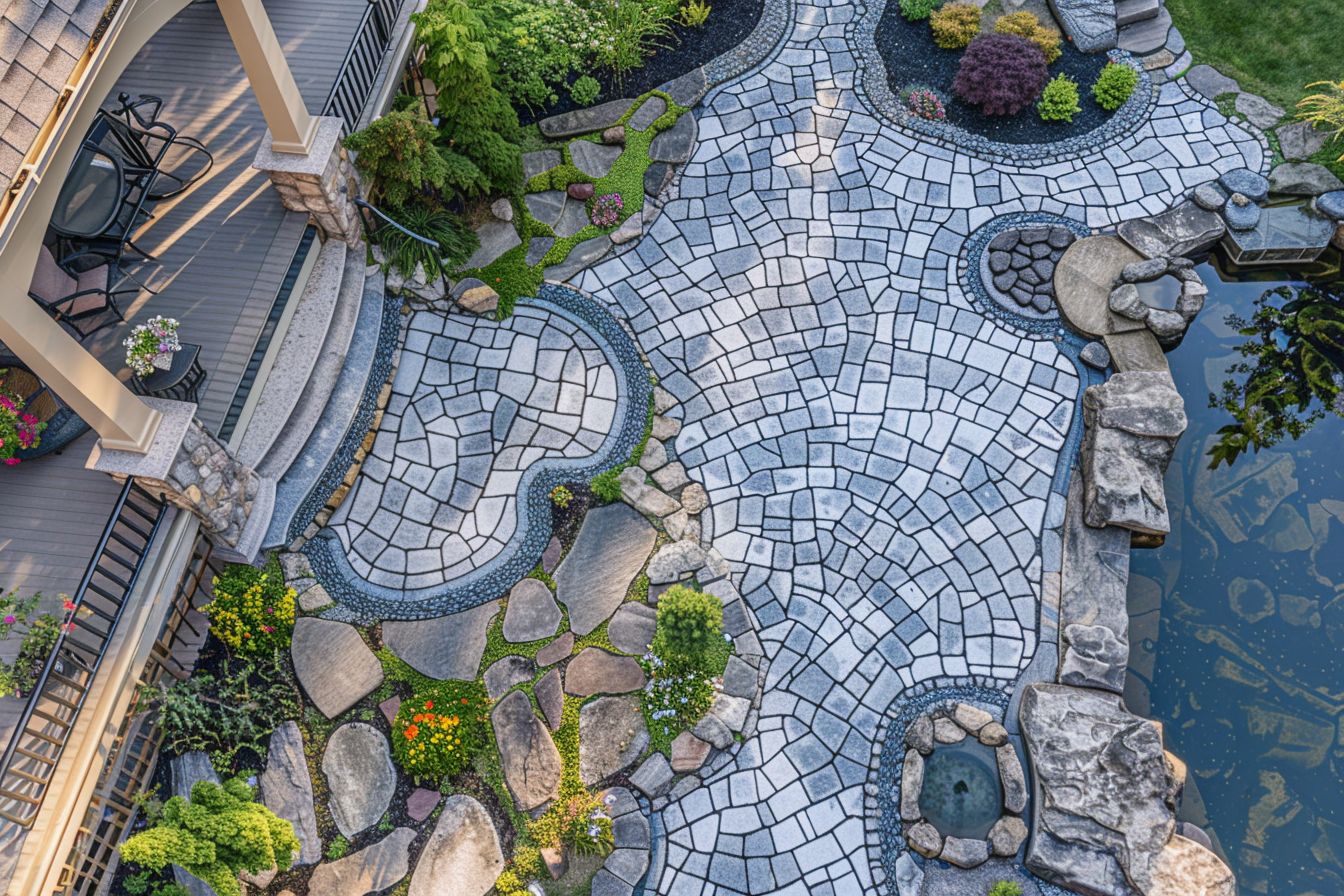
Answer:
[[262, 267, 389, 550], [235, 240, 348, 469], [1117, 6, 1172, 55], [255, 250, 367, 481], [1115, 0, 1160, 27]]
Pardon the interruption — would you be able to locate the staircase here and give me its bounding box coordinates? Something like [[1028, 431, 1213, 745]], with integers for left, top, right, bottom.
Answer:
[[1115, 0, 1176, 59]]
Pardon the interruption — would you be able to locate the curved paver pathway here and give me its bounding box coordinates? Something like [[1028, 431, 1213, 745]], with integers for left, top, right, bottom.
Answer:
[[564, 1, 1262, 893]]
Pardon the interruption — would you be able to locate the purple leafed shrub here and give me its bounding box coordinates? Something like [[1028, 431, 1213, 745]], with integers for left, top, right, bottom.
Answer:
[[952, 33, 1049, 117]]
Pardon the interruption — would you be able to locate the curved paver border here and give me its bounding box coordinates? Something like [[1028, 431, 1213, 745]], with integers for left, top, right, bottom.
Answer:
[[850, 0, 1157, 165], [305, 283, 654, 623]]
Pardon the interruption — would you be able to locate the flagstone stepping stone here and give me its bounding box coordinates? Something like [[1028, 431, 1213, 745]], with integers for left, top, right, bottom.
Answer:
[[525, 191, 567, 229], [323, 723, 396, 838], [570, 141, 623, 179], [462, 219, 521, 271], [579, 696, 648, 786], [409, 795, 504, 896], [649, 113, 697, 164], [503, 578, 561, 642], [307, 827, 415, 896], [523, 149, 561, 181], [383, 601, 496, 680], [543, 233, 612, 283], [555, 196, 592, 238], [540, 99, 636, 139], [535, 667, 564, 730], [645, 161, 674, 198], [536, 631, 575, 667], [606, 848, 651, 888], [542, 536, 562, 572], [526, 236, 555, 267], [379, 695, 401, 725], [492, 690, 562, 810], [647, 539, 709, 584], [291, 618, 384, 718], [406, 787, 441, 823], [259, 722, 321, 865], [484, 655, 535, 699], [607, 602, 657, 655], [556, 503, 656, 635], [628, 96, 668, 132], [671, 731, 711, 773], [565, 648, 646, 696], [630, 752, 673, 797]]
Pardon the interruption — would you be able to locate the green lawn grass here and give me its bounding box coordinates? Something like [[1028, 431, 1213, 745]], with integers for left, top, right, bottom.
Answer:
[[1165, 0, 1344, 112]]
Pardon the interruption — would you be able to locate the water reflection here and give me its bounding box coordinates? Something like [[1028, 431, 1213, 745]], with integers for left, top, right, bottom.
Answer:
[[1127, 255, 1344, 895]]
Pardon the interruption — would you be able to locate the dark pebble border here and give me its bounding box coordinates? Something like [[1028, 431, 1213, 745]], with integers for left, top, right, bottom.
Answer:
[[304, 283, 653, 624], [702, 0, 792, 88], [850, 0, 1158, 166]]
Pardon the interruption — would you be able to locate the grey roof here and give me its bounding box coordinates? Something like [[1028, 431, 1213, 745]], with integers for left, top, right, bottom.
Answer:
[[0, 0, 107, 195]]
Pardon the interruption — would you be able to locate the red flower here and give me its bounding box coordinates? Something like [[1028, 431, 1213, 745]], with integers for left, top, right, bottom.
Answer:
[[404, 724, 419, 740], [424, 700, 434, 710]]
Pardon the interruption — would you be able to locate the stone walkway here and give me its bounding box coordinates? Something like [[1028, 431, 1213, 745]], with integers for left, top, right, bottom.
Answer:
[[564, 2, 1261, 893]]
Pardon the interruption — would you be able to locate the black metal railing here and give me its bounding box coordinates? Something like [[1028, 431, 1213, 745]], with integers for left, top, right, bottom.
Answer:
[[0, 479, 166, 830], [324, 0, 406, 136], [355, 197, 452, 299]]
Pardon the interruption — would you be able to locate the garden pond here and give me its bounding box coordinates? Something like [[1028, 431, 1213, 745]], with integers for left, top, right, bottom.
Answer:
[[1126, 254, 1344, 896]]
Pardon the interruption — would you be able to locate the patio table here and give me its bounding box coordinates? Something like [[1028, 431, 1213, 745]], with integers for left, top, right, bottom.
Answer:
[[49, 145, 126, 240], [130, 342, 206, 403]]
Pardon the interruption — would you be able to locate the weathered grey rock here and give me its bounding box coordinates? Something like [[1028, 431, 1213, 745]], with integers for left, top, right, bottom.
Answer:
[[1081, 370, 1187, 535], [680, 483, 709, 515], [629, 752, 674, 797], [1277, 121, 1330, 161], [540, 99, 636, 139], [565, 647, 646, 696], [1020, 684, 1180, 896], [693, 710, 733, 749], [1059, 474, 1132, 693], [989, 816, 1029, 857], [905, 714, 934, 754], [999, 743, 1028, 814], [1184, 65, 1239, 101], [1080, 341, 1111, 370], [1269, 162, 1344, 196], [323, 723, 395, 839], [579, 696, 649, 786], [1146, 308, 1188, 343], [484, 655, 535, 699], [900, 750, 924, 821], [607, 601, 657, 655], [169, 753, 220, 896], [556, 503, 657, 636], [523, 149, 561, 181], [1117, 201, 1225, 259], [536, 631, 575, 667], [307, 827, 415, 896], [628, 96, 668, 131], [710, 693, 750, 732], [292, 618, 384, 718], [1116, 5, 1169, 54], [907, 821, 943, 858], [953, 704, 993, 734], [1192, 181, 1228, 211], [492, 689, 562, 810], [659, 68, 709, 107], [258, 722, 320, 865], [978, 722, 1009, 747], [462, 219, 521, 271], [645, 161, 674, 197], [543, 234, 612, 283], [384, 601, 495, 681], [649, 112, 697, 164], [1048, 0, 1118, 52], [298, 583, 332, 613], [1108, 283, 1149, 320], [606, 847, 650, 887], [525, 236, 555, 268], [894, 852, 924, 896], [647, 539, 708, 584], [671, 731, 711, 772], [610, 213, 643, 245], [933, 717, 966, 743], [602, 125, 626, 145], [1223, 193, 1261, 231], [1121, 257, 1169, 282], [720, 655, 757, 699], [1234, 92, 1285, 129], [503, 578, 561, 642], [940, 836, 991, 868], [1218, 168, 1270, 203], [409, 795, 504, 896], [1054, 236, 1148, 338], [618, 466, 680, 517], [490, 198, 513, 222], [524, 191, 566, 229], [1316, 190, 1344, 221], [570, 140, 623, 179], [535, 667, 565, 731], [1150, 835, 1237, 896], [1060, 623, 1129, 693]]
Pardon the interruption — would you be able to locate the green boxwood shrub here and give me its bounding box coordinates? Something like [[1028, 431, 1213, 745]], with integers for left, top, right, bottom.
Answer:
[[899, 0, 942, 21], [1093, 62, 1140, 111], [1038, 74, 1082, 122], [344, 110, 463, 208], [571, 75, 602, 107], [652, 584, 724, 667]]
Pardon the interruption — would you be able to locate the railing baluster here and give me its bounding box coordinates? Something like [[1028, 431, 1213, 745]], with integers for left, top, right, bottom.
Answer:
[[323, 0, 411, 136]]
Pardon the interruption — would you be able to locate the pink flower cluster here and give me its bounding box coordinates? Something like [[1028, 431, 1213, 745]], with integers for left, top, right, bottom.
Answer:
[[589, 192, 624, 229], [905, 87, 947, 122], [0, 385, 44, 466]]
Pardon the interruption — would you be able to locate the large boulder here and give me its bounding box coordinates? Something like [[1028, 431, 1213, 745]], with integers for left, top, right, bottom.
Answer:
[[409, 795, 504, 896], [492, 689, 562, 810], [258, 722, 321, 865], [323, 723, 396, 838], [1048, 0, 1118, 52], [291, 618, 384, 718], [1020, 684, 1181, 896], [579, 696, 648, 786], [1268, 162, 1344, 197], [556, 503, 656, 636], [306, 827, 415, 896], [1080, 370, 1187, 535], [1117, 202, 1225, 260]]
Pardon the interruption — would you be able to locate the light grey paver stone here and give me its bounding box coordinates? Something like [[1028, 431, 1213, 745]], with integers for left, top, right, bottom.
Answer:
[[291, 618, 384, 718], [408, 795, 504, 896], [1184, 64, 1240, 100], [629, 752, 674, 797], [555, 502, 656, 635], [383, 601, 497, 681]]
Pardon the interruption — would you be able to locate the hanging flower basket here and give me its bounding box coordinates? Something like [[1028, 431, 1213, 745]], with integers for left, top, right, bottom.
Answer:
[[124, 316, 181, 377]]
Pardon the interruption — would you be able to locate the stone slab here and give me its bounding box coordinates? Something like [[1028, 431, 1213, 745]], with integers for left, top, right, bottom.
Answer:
[[503, 578, 561, 642], [540, 99, 637, 139], [259, 722, 321, 865], [291, 618, 384, 718], [1053, 236, 1147, 339], [556, 502, 656, 635], [383, 601, 497, 681], [323, 723, 396, 838], [408, 795, 504, 896]]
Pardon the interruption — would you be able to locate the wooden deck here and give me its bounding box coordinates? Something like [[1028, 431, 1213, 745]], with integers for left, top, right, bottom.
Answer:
[[0, 0, 372, 623]]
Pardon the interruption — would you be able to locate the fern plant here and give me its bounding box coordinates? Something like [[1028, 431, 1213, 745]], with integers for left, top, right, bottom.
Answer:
[[680, 0, 711, 27], [1297, 81, 1344, 161]]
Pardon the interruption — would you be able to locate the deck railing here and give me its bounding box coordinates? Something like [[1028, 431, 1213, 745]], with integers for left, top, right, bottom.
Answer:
[[324, 0, 407, 135], [0, 478, 166, 831]]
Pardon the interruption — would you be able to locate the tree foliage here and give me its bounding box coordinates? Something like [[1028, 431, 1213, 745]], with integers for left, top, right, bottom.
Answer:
[[344, 110, 461, 209], [119, 779, 299, 896], [1208, 283, 1344, 468]]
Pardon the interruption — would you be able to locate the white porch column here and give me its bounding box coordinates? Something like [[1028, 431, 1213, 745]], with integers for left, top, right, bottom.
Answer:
[[216, 0, 318, 154], [0, 287, 162, 453]]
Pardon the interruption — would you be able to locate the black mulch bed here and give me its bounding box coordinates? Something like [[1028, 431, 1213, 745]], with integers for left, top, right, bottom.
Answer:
[[516, 0, 765, 127], [876, 5, 1112, 144]]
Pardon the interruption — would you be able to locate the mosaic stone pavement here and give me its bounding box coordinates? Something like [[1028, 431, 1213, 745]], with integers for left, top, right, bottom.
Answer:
[[562, 2, 1263, 893], [326, 304, 620, 591]]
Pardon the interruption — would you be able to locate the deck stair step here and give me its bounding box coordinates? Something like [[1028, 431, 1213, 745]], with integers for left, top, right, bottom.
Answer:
[[1117, 5, 1172, 55], [1115, 0, 1161, 27], [262, 266, 389, 550]]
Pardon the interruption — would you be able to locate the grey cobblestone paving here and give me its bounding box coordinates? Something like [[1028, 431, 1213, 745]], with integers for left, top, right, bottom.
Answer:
[[567, 2, 1262, 893]]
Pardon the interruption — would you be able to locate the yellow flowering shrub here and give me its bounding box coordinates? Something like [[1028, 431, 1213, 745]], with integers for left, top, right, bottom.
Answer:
[[202, 561, 296, 654], [391, 681, 490, 781]]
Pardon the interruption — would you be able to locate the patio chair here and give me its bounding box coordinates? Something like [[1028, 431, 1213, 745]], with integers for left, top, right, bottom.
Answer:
[[109, 94, 214, 201], [28, 245, 137, 340]]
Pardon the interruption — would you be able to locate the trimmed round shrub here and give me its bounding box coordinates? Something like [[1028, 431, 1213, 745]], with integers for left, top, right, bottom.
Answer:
[[952, 34, 1049, 117], [570, 75, 601, 107], [899, 0, 942, 21], [930, 3, 981, 49], [1093, 61, 1140, 111], [993, 11, 1062, 63], [1038, 74, 1082, 122], [904, 85, 947, 121], [652, 584, 723, 668], [391, 681, 491, 782]]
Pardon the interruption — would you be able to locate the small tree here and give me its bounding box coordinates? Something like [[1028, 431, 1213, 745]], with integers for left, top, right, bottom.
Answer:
[[344, 110, 464, 210], [119, 779, 299, 896]]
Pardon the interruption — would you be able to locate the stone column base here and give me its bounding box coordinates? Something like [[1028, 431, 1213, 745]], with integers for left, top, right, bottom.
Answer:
[[254, 115, 363, 247], [88, 398, 276, 562]]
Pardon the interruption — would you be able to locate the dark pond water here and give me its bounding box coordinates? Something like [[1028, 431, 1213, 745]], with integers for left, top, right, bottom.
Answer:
[[1127, 255, 1344, 896], [919, 740, 1002, 840], [1135, 274, 1183, 311]]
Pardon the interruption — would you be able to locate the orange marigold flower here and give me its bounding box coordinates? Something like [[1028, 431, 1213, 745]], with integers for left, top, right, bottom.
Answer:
[[403, 724, 419, 740]]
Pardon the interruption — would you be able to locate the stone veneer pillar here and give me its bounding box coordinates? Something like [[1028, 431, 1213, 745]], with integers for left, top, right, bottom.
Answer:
[[253, 116, 363, 247], [88, 398, 274, 556]]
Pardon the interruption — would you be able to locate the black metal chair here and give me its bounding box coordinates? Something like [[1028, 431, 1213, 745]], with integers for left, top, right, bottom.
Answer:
[[28, 245, 139, 340], [109, 93, 214, 201]]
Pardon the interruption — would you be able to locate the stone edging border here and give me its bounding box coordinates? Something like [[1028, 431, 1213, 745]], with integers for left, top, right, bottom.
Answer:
[[850, 0, 1158, 166], [304, 283, 654, 623]]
